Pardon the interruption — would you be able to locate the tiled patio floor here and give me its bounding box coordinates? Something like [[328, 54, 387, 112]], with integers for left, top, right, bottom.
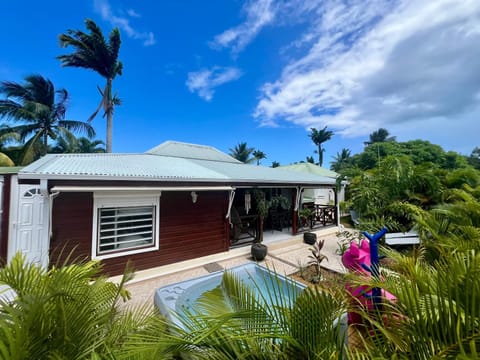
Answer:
[[121, 227, 346, 308]]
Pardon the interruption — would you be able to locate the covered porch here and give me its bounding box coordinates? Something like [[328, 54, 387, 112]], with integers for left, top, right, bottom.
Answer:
[[228, 186, 338, 249]]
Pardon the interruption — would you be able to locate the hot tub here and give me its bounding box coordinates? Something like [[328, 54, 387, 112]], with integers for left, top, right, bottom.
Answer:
[[154, 262, 306, 328]]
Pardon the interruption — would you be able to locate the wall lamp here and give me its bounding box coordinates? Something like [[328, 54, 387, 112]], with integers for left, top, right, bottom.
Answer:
[[191, 191, 198, 203]]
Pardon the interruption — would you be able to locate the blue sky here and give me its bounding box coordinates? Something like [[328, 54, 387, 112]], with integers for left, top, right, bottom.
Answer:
[[1, 0, 479, 167]]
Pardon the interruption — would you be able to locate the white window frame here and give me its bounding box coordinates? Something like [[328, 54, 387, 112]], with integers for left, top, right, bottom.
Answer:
[[92, 192, 161, 260]]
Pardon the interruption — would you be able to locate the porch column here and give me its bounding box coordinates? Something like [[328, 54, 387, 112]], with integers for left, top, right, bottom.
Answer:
[[292, 190, 297, 235], [334, 186, 339, 226]]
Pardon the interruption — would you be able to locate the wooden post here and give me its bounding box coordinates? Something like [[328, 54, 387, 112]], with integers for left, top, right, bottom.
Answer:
[[334, 186, 339, 226], [292, 190, 297, 235]]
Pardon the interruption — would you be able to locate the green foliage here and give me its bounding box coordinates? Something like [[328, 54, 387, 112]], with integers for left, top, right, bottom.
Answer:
[[298, 207, 313, 228], [0, 253, 167, 359], [58, 18, 123, 153], [229, 141, 255, 163], [351, 249, 480, 358], [269, 194, 289, 210], [154, 269, 347, 359], [443, 150, 469, 169], [401, 140, 446, 166], [350, 139, 458, 171], [414, 188, 480, 262], [335, 230, 362, 255], [367, 128, 396, 143], [51, 134, 106, 153], [307, 239, 328, 282], [0, 75, 95, 164], [346, 142, 480, 231], [0, 152, 14, 166], [252, 149, 266, 165], [468, 147, 480, 170], [444, 167, 480, 189], [331, 148, 352, 172], [309, 126, 334, 167]]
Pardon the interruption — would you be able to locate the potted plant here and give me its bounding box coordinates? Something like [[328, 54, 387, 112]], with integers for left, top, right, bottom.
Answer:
[[298, 207, 313, 228], [304, 231, 317, 245], [269, 194, 289, 211], [251, 190, 269, 261]]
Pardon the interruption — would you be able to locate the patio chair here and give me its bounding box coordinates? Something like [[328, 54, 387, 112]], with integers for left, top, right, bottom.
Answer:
[[269, 208, 287, 232], [350, 209, 360, 226], [230, 207, 257, 244]]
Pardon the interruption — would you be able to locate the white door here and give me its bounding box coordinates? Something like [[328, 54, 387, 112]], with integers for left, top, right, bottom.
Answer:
[[8, 182, 49, 268]]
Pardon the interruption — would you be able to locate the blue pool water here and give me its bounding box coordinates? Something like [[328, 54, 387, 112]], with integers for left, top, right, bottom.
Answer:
[[154, 263, 306, 328]]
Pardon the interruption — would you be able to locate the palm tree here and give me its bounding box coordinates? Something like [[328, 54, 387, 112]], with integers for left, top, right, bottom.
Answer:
[[51, 131, 79, 153], [58, 19, 122, 153], [253, 149, 266, 165], [0, 253, 167, 359], [0, 126, 19, 166], [331, 148, 351, 172], [77, 137, 106, 153], [229, 142, 255, 163], [366, 128, 396, 145], [468, 146, 480, 170], [0, 75, 95, 164], [309, 126, 333, 167], [51, 134, 106, 154], [121, 270, 347, 359]]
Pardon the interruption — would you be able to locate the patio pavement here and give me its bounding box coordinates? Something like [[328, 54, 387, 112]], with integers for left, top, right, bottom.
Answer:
[[119, 226, 347, 308]]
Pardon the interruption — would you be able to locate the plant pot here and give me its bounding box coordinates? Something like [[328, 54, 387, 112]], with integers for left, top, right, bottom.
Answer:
[[251, 243, 268, 261], [304, 232, 317, 245]]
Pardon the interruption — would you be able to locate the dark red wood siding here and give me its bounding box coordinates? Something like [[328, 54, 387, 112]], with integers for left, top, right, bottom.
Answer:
[[50, 190, 228, 276], [0, 175, 12, 263], [50, 192, 93, 265]]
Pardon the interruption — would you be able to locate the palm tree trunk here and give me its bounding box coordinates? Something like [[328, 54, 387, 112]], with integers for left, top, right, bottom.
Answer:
[[319, 145, 324, 167], [106, 78, 113, 153], [106, 112, 113, 153], [43, 131, 48, 155]]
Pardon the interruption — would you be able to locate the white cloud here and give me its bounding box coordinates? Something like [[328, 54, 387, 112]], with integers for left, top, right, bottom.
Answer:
[[253, 0, 480, 143], [186, 67, 243, 101], [210, 0, 275, 54], [94, 0, 156, 46], [127, 9, 140, 18]]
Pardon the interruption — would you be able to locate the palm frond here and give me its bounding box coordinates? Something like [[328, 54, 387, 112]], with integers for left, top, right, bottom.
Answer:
[[58, 119, 95, 138]]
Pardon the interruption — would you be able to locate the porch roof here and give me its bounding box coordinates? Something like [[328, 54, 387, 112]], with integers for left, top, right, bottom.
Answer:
[[278, 162, 339, 178]]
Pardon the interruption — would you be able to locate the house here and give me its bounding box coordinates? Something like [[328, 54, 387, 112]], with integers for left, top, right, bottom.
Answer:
[[0, 141, 336, 275]]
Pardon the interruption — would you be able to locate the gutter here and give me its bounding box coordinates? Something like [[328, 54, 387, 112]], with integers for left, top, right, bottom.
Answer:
[[50, 185, 235, 193], [18, 173, 336, 186]]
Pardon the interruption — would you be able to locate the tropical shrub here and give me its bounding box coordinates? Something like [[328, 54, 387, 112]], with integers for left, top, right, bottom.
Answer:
[[0, 253, 167, 359], [130, 270, 347, 359], [348, 248, 480, 358]]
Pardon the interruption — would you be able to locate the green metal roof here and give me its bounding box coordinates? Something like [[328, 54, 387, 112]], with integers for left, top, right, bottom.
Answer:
[[0, 166, 23, 174], [278, 163, 339, 178], [20, 153, 227, 180], [146, 141, 241, 163]]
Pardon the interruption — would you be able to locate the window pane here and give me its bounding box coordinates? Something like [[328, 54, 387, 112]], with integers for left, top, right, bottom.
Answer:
[[98, 205, 155, 254]]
